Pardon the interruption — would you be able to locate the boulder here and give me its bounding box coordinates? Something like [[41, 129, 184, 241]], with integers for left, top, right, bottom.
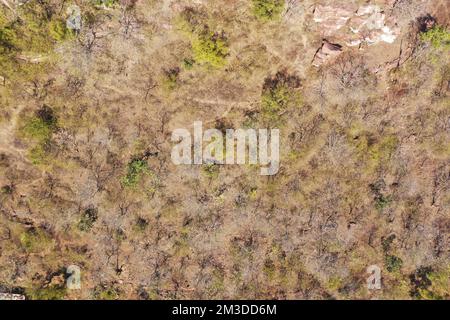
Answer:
[[312, 40, 343, 67]]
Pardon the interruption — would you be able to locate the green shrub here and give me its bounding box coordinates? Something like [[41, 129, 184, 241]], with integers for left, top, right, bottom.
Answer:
[[183, 58, 195, 69], [375, 195, 392, 212], [1, 185, 13, 194], [78, 207, 98, 232], [252, 0, 285, 21], [19, 228, 53, 253], [261, 71, 301, 121], [162, 67, 180, 90], [369, 135, 398, 165], [20, 106, 57, 164], [0, 2, 75, 81], [94, 285, 120, 300], [28, 143, 49, 165], [48, 19, 74, 42], [23, 105, 57, 139], [95, 0, 119, 7], [192, 30, 229, 68], [420, 26, 450, 48], [121, 158, 149, 188], [23, 117, 54, 142], [381, 234, 396, 252], [385, 255, 403, 273], [26, 285, 66, 300]]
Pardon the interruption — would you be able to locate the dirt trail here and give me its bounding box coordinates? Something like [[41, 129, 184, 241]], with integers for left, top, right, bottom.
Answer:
[[0, 104, 27, 160]]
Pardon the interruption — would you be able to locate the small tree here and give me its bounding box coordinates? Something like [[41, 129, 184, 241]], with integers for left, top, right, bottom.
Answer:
[[252, 0, 285, 21]]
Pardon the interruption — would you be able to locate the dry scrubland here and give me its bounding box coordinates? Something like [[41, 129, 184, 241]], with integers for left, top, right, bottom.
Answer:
[[0, 0, 449, 299]]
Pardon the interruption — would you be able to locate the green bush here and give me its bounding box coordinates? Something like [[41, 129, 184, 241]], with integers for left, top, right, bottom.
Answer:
[[385, 255, 403, 273], [19, 228, 53, 253], [261, 71, 301, 121], [192, 30, 229, 68], [95, 0, 119, 8], [78, 207, 98, 232], [26, 285, 66, 300], [121, 159, 149, 188], [420, 26, 450, 48], [48, 19, 75, 42], [252, 0, 285, 21], [162, 67, 180, 90], [375, 195, 392, 212], [0, 2, 75, 81], [20, 105, 57, 165], [23, 117, 54, 142], [94, 285, 120, 300]]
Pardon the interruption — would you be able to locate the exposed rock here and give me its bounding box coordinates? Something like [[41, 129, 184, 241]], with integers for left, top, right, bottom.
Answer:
[[312, 40, 343, 67], [348, 5, 399, 46], [313, 3, 400, 49], [313, 4, 355, 36], [0, 293, 26, 300]]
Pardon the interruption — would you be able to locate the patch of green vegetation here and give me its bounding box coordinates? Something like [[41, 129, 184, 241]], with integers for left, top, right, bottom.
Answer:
[[95, 0, 119, 8], [28, 143, 49, 165], [375, 195, 392, 212], [207, 269, 225, 296], [369, 135, 398, 165], [94, 285, 120, 300], [26, 285, 66, 300], [408, 266, 450, 300], [382, 234, 396, 252], [192, 30, 229, 68], [252, 0, 285, 21], [326, 276, 343, 291], [420, 26, 450, 49], [202, 163, 219, 179], [121, 158, 150, 188], [162, 67, 180, 90], [20, 105, 57, 165], [0, 2, 74, 81], [261, 71, 302, 122], [263, 258, 276, 280], [349, 130, 398, 171], [0, 185, 13, 195], [48, 19, 75, 42], [425, 267, 450, 299], [385, 255, 403, 273], [78, 207, 98, 232], [183, 58, 195, 70], [19, 228, 53, 253], [177, 9, 229, 68], [23, 117, 54, 142]]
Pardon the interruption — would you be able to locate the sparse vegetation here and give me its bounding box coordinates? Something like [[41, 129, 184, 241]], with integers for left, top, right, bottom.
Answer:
[[0, 0, 448, 301], [261, 71, 302, 122], [121, 158, 150, 188], [420, 26, 450, 48], [78, 207, 98, 232], [252, 0, 285, 21], [385, 255, 403, 273], [192, 30, 229, 68]]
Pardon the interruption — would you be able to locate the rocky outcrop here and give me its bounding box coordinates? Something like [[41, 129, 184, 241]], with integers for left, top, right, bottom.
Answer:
[[313, 4, 400, 47], [0, 293, 26, 300], [312, 40, 343, 67], [313, 4, 354, 35]]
